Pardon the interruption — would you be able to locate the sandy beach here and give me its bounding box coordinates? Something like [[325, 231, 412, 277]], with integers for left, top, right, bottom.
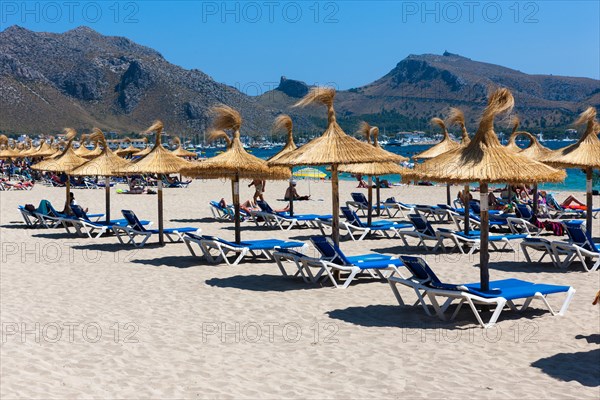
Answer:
[[1, 180, 598, 399]]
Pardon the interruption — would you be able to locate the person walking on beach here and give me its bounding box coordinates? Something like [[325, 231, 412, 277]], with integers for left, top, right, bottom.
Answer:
[[249, 178, 265, 206]]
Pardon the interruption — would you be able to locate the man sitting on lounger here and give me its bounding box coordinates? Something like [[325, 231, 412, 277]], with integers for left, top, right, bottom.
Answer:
[[284, 181, 310, 201]]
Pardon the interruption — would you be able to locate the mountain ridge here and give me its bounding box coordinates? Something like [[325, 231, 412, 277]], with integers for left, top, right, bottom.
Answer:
[[1, 26, 598, 138]]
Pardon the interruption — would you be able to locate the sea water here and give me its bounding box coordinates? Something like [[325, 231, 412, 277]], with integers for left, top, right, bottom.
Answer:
[[200, 140, 598, 193]]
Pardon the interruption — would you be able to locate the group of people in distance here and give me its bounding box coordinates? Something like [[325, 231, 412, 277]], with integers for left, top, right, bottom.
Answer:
[[457, 183, 589, 215], [218, 178, 311, 214]]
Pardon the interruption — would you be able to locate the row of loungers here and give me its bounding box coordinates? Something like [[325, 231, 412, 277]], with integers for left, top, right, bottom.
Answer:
[[521, 220, 599, 272], [21, 200, 596, 267], [17, 201, 587, 328]]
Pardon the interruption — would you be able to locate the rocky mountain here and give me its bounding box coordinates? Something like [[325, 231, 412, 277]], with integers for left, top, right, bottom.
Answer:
[[0, 25, 295, 137], [1, 26, 598, 139], [259, 52, 600, 135]]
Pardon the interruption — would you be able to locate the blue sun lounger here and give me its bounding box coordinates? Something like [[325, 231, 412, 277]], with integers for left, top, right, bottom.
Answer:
[[387, 255, 575, 328], [345, 192, 387, 217], [437, 229, 528, 254], [112, 210, 200, 247], [69, 205, 151, 239], [184, 233, 306, 266], [551, 220, 599, 272], [255, 200, 331, 231], [340, 206, 411, 241], [397, 214, 444, 251], [308, 236, 405, 288]]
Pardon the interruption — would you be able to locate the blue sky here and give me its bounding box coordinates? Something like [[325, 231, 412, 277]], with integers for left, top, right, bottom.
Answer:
[[1, 1, 599, 91]]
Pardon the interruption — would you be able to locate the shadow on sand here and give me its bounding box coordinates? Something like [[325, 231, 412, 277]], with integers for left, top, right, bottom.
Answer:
[[532, 348, 600, 387], [205, 274, 322, 292], [327, 304, 550, 330]]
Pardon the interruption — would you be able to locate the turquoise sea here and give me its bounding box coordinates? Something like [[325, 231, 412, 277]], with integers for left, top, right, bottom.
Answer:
[[200, 140, 598, 193]]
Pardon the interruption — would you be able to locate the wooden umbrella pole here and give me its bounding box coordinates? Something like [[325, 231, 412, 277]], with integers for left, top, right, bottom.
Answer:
[[376, 177, 381, 217], [532, 183, 539, 216], [65, 176, 71, 214], [446, 183, 451, 206], [464, 184, 470, 235], [288, 180, 294, 217], [331, 164, 340, 246], [367, 176, 373, 226], [586, 168, 593, 235], [158, 179, 164, 246], [233, 173, 241, 244], [479, 182, 490, 291], [105, 176, 110, 222]]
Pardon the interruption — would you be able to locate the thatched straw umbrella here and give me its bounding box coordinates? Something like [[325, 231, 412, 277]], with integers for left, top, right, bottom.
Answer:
[[74, 134, 92, 158], [30, 138, 57, 158], [124, 121, 193, 245], [414, 117, 461, 205], [268, 87, 403, 245], [510, 131, 554, 215], [71, 128, 133, 222], [446, 107, 474, 230], [116, 137, 141, 158], [543, 107, 600, 235], [505, 116, 521, 152], [171, 137, 198, 159], [447, 107, 471, 146], [412, 88, 565, 291], [339, 122, 410, 224], [83, 138, 102, 159], [133, 137, 151, 158], [0, 140, 20, 160], [19, 138, 35, 157], [181, 106, 290, 243], [31, 129, 89, 212], [268, 115, 298, 216]]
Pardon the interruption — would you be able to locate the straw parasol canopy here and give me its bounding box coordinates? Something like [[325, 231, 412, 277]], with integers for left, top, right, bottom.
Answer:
[[269, 115, 297, 163], [447, 107, 471, 145], [71, 128, 133, 176], [181, 106, 290, 243], [270, 89, 402, 167], [413, 88, 565, 292], [74, 134, 92, 157], [19, 138, 35, 157], [517, 131, 553, 160], [83, 137, 103, 159], [339, 122, 410, 224], [30, 138, 57, 158], [32, 128, 90, 213], [124, 120, 194, 245], [116, 137, 141, 157], [269, 114, 299, 215], [71, 128, 134, 222], [413, 118, 461, 160], [0, 137, 20, 159], [181, 108, 290, 180], [542, 107, 600, 169], [269, 87, 403, 244], [504, 116, 521, 152], [31, 129, 88, 174], [542, 106, 600, 235], [413, 117, 462, 205], [133, 137, 151, 158], [171, 136, 198, 158]]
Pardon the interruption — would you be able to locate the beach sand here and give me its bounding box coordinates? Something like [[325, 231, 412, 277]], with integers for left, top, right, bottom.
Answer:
[[1, 180, 598, 399]]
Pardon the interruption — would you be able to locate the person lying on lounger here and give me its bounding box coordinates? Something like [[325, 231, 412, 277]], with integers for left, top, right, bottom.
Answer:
[[561, 195, 587, 210], [240, 199, 289, 214]]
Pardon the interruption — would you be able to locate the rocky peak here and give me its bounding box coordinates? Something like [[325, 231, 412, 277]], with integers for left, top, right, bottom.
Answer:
[[276, 76, 309, 98]]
